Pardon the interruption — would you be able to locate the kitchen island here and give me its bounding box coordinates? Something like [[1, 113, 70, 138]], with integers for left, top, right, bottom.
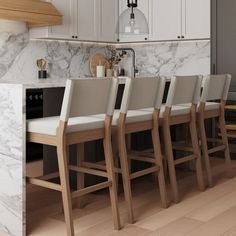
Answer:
[[0, 77, 130, 236], [0, 79, 66, 236]]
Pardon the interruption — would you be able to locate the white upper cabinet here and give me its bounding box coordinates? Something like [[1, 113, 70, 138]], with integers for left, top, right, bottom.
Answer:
[[30, 0, 118, 42], [118, 0, 152, 42], [151, 0, 182, 41], [30, 0, 210, 42], [183, 0, 210, 39], [151, 0, 210, 41], [50, 0, 75, 39], [30, 0, 76, 40], [76, 0, 97, 40], [98, 0, 119, 42]]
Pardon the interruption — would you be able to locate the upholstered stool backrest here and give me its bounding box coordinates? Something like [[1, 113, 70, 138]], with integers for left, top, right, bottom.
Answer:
[[201, 74, 231, 102], [120, 77, 164, 114], [166, 76, 202, 107], [60, 77, 119, 121], [155, 77, 166, 109]]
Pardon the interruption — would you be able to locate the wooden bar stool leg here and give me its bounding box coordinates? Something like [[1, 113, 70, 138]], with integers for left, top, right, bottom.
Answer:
[[118, 118, 134, 223], [126, 134, 132, 154], [76, 143, 85, 208], [163, 119, 180, 203], [112, 132, 120, 191], [57, 136, 74, 236], [152, 118, 168, 208], [160, 128, 168, 178], [198, 115, 213, 187], [219, 111, 234, 178], [189, 110, 205, 191], [104, 122, 121, 230], [126, 134, 132, 172]]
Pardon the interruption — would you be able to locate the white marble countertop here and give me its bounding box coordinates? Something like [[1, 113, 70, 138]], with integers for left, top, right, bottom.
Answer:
[[0, 76, 173, 90], [0, 78, 66, 89], [0, 77, 129, 89]]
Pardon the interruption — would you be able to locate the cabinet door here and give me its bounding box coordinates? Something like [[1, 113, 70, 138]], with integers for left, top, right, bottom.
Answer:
[[119, 0, 151, 42], [76, 0, 97, 40], [49, 0, 76, 39], [183, 0, 210, 39], [98, 0, 118, 42], [152, 0, 182, 41]]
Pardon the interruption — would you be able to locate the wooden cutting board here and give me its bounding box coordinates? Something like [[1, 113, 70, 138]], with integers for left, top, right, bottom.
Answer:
[[90, 53, 110, 77]]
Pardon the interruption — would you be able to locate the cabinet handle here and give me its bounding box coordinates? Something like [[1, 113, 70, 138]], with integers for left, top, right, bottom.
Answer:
[[117, 39, 120, 42], [72, 36, 75, 39], [145, 37, 148, 40], [181, 36, 184, 39], [75, 36, 78, 39], [178, 36, 181, 39]]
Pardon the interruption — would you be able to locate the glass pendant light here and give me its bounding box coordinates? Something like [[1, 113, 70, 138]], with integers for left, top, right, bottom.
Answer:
[[118, 0, 149, 35]]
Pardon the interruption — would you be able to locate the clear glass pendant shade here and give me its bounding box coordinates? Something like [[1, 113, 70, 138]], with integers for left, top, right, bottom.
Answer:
[[118, 8, 149, 35]]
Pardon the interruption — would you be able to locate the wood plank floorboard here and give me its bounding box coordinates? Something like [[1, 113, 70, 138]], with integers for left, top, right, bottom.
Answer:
[[146, 217, 203, 236], [183, 206, 236, 236], [0, 159, 235, 236]]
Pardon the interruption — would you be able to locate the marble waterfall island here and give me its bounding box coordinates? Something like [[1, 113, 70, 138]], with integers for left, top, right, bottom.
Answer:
[[0, 79, 66, 236]]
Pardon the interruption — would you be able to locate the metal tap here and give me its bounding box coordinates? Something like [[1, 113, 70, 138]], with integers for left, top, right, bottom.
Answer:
[[115, 48, 138, 77]]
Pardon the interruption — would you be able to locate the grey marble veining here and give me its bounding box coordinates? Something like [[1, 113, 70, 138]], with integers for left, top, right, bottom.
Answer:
[[1, 37, 113, 83], [0, 84, 24, 236], [118, 40, 210, 76], [0, 31, 28, 78], [0, 29, 210, 84]]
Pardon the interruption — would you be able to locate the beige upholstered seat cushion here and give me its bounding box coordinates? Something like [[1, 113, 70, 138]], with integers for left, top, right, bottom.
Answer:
[[92, 109, 153, 126], [94, 105, 191, 127], [115, 110, 153, 125], [203, 102, 220, 110], [27, 115, 105, 136], [142, 105, 191, 118], [178, 102, 220, 111]]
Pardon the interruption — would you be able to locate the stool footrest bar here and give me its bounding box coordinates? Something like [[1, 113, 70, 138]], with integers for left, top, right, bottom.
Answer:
[[128, 154, 156, 163], [72, 181, 112, 198], [27, 177, 62, 192], [208, 145, 226, 154], [130, 166, 159, 180], [69, 165, 108, 178], [174, 155, 196, 165], [82, 161, 122, 174], [39, 172, 60, 181], [172, 145, 194, 152]]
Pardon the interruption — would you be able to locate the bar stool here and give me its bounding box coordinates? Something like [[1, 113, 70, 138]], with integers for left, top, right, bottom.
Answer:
[[79, 77, 168, 223], [115, 77, 168, 224], [159, 76, 205, 203], [26, 78, 121, 236], [197, 74, 233, 187]]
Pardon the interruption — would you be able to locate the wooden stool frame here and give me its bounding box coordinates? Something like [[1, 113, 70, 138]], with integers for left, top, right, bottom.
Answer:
[[160, 76, 205, 203], [197, 74, 233, 187], [27, 78, 121, 236]]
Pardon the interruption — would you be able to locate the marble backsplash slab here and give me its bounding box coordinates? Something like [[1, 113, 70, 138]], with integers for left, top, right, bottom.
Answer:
[[0, 30, 210, 82], [0, 31, 113, 82], [117, 40, 210, 76]]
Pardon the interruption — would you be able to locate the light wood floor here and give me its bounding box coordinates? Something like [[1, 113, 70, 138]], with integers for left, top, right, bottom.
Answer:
[[1, 159, 236, 236]]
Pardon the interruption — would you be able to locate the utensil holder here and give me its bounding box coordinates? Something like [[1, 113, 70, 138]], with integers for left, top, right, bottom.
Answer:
[[38, 70, 47, 79]]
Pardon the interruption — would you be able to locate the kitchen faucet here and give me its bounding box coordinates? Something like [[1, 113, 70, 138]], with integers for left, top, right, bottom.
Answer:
[[115, 48, 138, 77]]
